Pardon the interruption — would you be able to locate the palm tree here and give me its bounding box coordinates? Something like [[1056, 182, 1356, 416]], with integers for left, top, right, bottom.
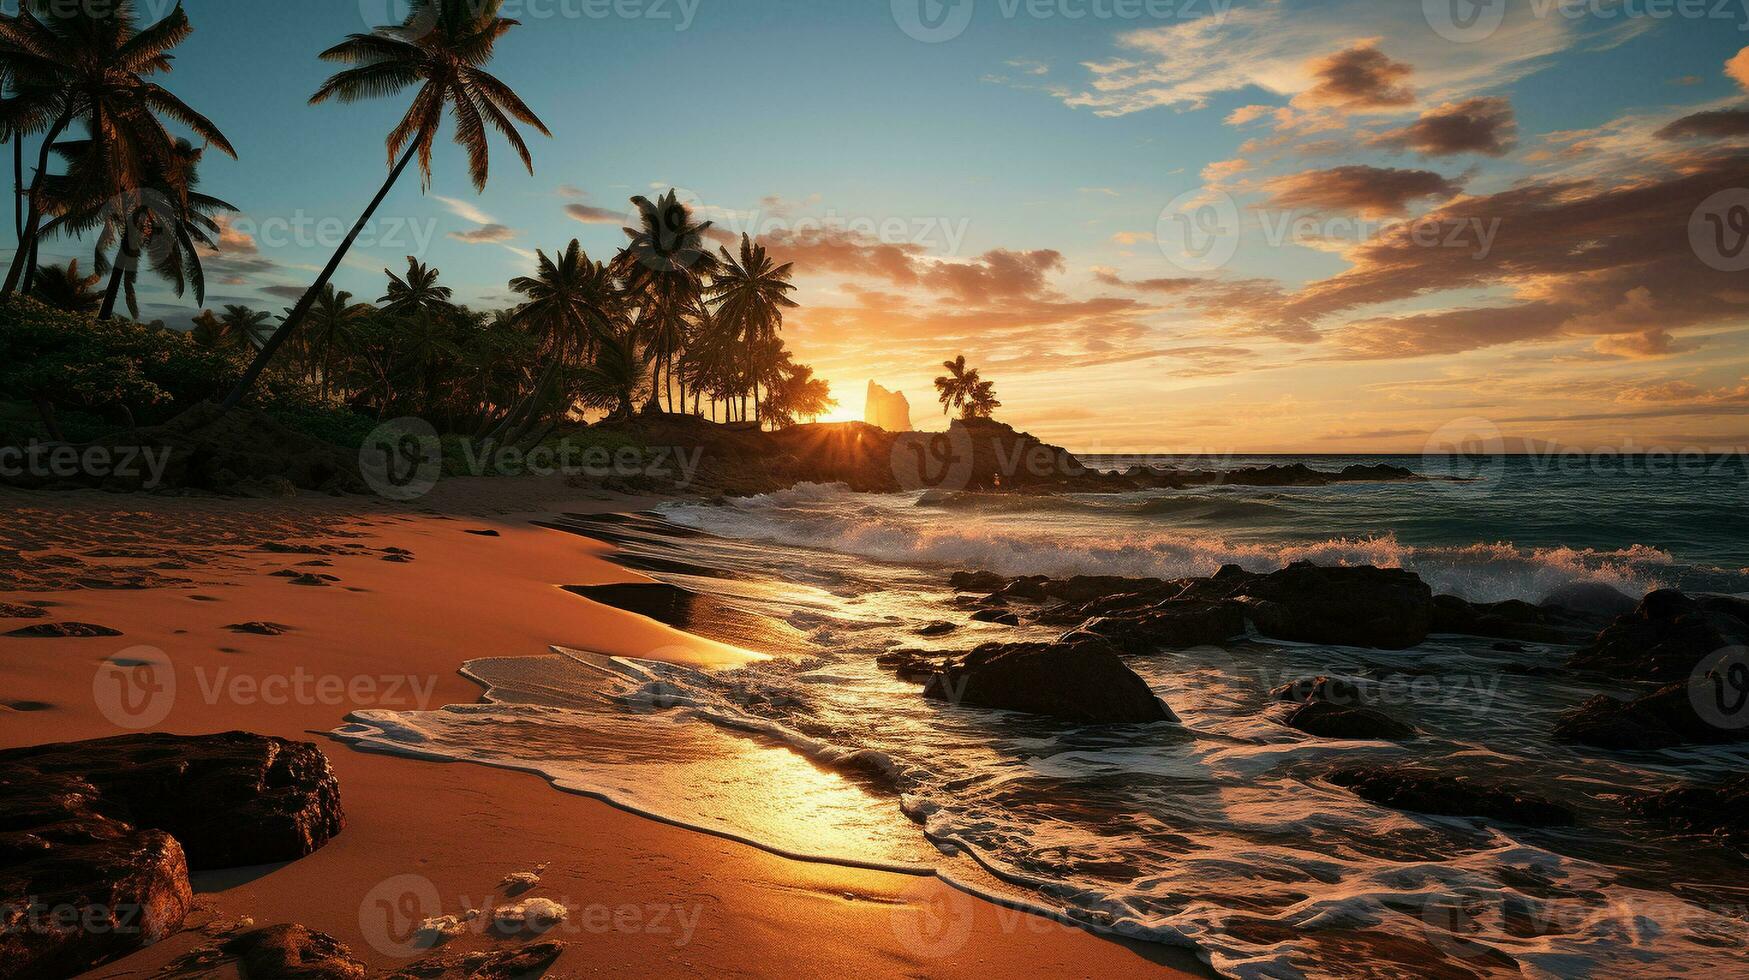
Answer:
[[380, 256, 453, 316], [706, 233, 796, 423], [43, 137, 235, 320], [934, 355, 983, 418], [188, 307, 230, 347], [965, 379, 1000, 419], [297, 284, 372, 400], [575, 331, 652, 421], [220, 304, 272, 350], [0, 1, 235, 297], [509, 240, 620, 362], [221, 0, 549, 410], [620, 190, 718, 412], [29, 258, 101, 313]]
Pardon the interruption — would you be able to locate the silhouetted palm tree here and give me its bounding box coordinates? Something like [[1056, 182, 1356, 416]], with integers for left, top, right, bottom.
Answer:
[[380, 256, 453, 316], [0, 1, 234, 297], [298, 284, 372, 400], [575, 331, 652, 421], [222, 0, 549, 410], [508, 239, 620, 362], [707, 233, 796, 422], [621, 190, 718, 411], [935, 356, 998, 419], [220, 304, 272, 350], [29, 259, 101, 313]]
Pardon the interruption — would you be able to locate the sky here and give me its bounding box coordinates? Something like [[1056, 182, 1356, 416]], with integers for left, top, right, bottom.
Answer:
[[16, 0, 1749, 452]]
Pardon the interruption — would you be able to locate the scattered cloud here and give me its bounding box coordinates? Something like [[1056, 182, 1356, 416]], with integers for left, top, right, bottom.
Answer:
[[433, 195, 494, 225], [1264, 165, 1463, 217], [449, 223, 517, 244], [1655, 108, 1749, 141], [1729, 45, 1749, 92], [1292, 40, 1414, 112], [1374, 97, 1518, 157]]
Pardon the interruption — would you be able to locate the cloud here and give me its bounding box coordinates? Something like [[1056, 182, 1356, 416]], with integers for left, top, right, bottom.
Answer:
[[1051, 0, 1589, 117], [433, 195, 494, 225], [261, 285, 308, 301], [1729, 45, 1749, 92], [1110, 230, 1152, 245], [1264, 165, 1463, 217], [448, 223, 518, 244], [1292, 40, 1414, 112], [565, 202, 623, 224], [1654, 108, 1749, 141], [557, 184, 586, 199], [1375, 97, 1518, 157]]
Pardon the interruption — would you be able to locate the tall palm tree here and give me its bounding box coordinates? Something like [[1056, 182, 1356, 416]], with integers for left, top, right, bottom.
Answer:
[[620, 190, 718, 412], [575, 330, 652, 421], [707, 233, 796, 423], [0, 1, 235, 297], [221, 0, 549, 410], [297, 284, 372, 400], [43, 137, 235, 320], [380, 256, 453, 316], [934, 355, 984, 418], [219, 304, 272, 350], [29, 258, 100, 313], [509, 239, 621, 360]]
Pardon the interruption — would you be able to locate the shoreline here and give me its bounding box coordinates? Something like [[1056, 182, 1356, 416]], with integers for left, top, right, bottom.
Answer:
[[0, 479, 1213, 978]]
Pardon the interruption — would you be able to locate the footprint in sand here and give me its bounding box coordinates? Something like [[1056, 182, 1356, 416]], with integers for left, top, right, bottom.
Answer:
[[2, 700, 52, 712], [0, 603, 48, 619], [226, 622, 293, 636], [5, 622, 124, 638], [465, 529, 501, 537]]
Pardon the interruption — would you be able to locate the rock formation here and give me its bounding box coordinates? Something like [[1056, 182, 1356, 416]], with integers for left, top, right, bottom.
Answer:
[[864, 381, 913, 432]]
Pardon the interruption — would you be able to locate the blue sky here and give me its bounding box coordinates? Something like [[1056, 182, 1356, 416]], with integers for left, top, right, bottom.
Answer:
[[17, 0, 1749, 450]]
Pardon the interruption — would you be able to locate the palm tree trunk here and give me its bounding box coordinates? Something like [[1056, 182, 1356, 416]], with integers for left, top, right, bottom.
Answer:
[[13, 135, 24, 241], [220, 141, 420, 410], [4, 110, 74, 298], [98, 245, 135, 321], [34, 397, 64, 442]]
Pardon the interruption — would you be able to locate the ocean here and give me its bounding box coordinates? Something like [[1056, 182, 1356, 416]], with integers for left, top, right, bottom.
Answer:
[[335, 454, 1749, 978]]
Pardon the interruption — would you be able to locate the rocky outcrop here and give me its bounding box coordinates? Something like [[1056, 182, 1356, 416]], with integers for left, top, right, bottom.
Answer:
[[1567, 590, 1749, 681], [1068, 601, 1247, 653], [222, 924, 367, 980], [1623, 775, 1748, 852], [1553, 681, 1748, 750], [864, 381, 913, 432], [1326, 767, 1574, 827], [906, 638, 1174, 724], [0, 733, 345, 978], [1283, 700, 1415, 739], [1189, 563, 1434, 650], [1431, 595, 1610, 645]]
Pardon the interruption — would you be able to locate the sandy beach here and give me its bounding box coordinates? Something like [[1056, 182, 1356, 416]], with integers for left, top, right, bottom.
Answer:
[[0, 479, 1211, 978]]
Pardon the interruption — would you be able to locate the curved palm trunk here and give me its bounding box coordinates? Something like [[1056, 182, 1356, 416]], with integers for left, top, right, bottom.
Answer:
[[220, 141, 420, 410], [3, 110, 74, 298], [99, 259, 127, 321]]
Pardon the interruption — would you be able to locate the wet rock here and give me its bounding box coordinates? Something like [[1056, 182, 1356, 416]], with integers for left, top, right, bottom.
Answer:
[[949, 570, 1006, 593], [970, 609, 1020, 626], [1567, 590, 1749, 681], [222, 924, 366, 980], [1623, 775, 1748, 852], [916, 621, 957, 637], [1553, 681, 1748, 750], [1269, 675, 1371, 706], [1073, 600, 1246, 652], [999, 576, 1050, 601], [1284, 700, 1415, 739], [877, 648, 954, 683], [1196, 562, 1434, 650], [1539, 582, 1638, 619], [0, 732, 345, 870], [1432, 594, 1609, 645], [921, 638, 1174, 724], [386, 940, 566, 979], [226, 622, 293, 636], [1327, 766, 1573, 827], [4, 622, 122, 638]]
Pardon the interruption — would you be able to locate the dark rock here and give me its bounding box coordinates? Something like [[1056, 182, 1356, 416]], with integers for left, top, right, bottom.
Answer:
[[922, 638, 1174, 724], [1269, 675, 1370, 706], [386, 940, 566, 979], [1326, 766, 1574, 827], [1075, 600, 1245, 652], [1623, 775, 1749, 852], [0, 602, 47, 619], [877, 648, 954, 683], [1567, 590, 1749, 681], [1539, 582, 1638, 618], [464, 529, 502, 537], [1284, 700, 1415, 739], [0, 732, 345, 870], [288, 574, 332, 586], [226, 622, 293, 636], [1553, 681, 1748, 750], [1432, 594, 1608, 645], [4, 622, 122, 638], [970, 609, 1020, 626], [917, 621, 957, 637], [949, 570, 1007, 593], [999, 576, 1050, 601], [222, 924, 366, 980], [1197, 562, 1433, 650]]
